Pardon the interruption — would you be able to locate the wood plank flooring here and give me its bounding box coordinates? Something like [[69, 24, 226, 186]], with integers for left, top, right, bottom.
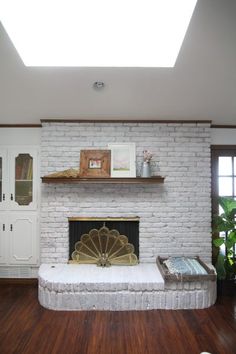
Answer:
[[0, 283, 236, 354]]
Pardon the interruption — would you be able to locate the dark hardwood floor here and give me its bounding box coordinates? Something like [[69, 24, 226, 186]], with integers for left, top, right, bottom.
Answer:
[[0, 283, 236, 354]]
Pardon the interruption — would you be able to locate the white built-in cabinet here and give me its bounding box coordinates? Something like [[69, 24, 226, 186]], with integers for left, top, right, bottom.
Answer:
[[0, 147, 39, 268]]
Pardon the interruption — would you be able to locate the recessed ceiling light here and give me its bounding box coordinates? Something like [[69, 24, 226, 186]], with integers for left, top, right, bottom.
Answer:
[[0, 0, 197, 67], [93, 82, 105, 89]]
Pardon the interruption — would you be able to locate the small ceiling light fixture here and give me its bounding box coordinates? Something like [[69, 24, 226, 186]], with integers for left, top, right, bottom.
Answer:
[[0, 0, 197, 67], [93, 81, 105, 89]]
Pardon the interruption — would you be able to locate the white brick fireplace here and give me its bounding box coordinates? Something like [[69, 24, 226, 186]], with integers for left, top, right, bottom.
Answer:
[[40, 121, 212, 264], [39, 121, 216, 310]]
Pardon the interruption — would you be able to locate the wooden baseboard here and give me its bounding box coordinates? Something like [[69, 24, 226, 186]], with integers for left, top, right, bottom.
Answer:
[[0, 278, 38, 285]]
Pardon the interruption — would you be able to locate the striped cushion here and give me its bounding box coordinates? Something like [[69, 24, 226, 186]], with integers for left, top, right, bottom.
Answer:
[[163, 257, 207, 275]]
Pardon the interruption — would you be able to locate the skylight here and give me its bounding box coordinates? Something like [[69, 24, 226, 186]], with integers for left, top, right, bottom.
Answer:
[[0, 0, 197, 67]]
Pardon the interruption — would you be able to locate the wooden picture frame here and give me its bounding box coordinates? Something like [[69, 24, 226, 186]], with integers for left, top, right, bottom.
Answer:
[[79, 150, 111, 178]]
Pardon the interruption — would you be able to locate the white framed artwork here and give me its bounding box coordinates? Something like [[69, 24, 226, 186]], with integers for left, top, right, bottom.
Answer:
[[108, 143, 136, 178]]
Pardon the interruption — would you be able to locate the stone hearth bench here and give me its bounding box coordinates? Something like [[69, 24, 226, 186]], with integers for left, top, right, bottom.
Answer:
[[38, 263, 216, 311]]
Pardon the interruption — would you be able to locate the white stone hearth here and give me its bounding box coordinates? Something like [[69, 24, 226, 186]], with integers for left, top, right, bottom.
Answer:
[[38, 264, 216, 311]]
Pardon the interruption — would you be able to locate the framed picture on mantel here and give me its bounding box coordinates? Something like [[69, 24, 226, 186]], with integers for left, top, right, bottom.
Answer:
[[79, 150, 111, 178], [108, 143, 136, 178]]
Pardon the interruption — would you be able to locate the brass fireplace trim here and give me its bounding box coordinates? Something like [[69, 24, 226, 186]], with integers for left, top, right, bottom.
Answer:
[[69, 225, 139, 267], [68, 217, 140, 222]]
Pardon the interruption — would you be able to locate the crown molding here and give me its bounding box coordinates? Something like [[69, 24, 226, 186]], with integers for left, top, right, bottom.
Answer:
[[211, 124, 236, 129], [41, 119, 212, 124], [0, 124, 42, 128]]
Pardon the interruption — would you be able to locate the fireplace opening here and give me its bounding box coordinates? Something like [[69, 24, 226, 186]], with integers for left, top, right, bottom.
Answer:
[[68, 217, 139, 264]]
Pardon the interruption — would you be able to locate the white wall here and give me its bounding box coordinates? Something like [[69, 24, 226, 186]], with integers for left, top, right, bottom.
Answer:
[[211, 128, 236, 145], [0, 128, 41, 146]]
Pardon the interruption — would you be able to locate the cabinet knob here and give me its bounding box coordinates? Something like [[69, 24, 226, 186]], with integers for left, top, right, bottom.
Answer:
[[10, 224, 13, 231], [10, 193, 13, 201], [2, 193, 5, 201], [3, 224, 5, 231]]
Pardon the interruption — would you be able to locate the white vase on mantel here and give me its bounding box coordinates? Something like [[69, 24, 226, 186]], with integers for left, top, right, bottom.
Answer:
[[141, 161, 151, 178]]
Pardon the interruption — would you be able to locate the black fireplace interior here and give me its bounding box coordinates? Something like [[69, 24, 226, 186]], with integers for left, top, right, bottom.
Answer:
[[69, 219, 139, 260]]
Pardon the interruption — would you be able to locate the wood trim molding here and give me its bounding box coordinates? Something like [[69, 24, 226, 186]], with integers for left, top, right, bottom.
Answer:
[[41, 119, 212, 124], [2, 122, 236, 128], [211, 145, 236, 150], [0, 124, 42, 128], [0, 278, 38, 285], [211, 124, 236, 129]]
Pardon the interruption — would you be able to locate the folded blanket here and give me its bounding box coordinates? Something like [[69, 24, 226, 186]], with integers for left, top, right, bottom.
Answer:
[[163, 257, 207, 275]]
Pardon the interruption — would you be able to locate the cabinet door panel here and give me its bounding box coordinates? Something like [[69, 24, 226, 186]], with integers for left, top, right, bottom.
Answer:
[[0, 149, 8, 210], [0, 217, 7, 264], [9, 148, 38, 210], [9, 214, 37, 265]]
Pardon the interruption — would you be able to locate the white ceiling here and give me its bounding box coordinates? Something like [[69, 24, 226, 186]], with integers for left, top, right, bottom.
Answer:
[[0, 0, 235, 125]]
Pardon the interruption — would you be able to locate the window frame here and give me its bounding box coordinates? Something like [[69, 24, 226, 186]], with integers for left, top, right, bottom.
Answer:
[[211, 145, 236, 261], [211, 145, 236, 216]]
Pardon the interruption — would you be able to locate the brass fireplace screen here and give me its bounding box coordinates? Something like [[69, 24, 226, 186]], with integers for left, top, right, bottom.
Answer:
[[69, 225, 138, 267]]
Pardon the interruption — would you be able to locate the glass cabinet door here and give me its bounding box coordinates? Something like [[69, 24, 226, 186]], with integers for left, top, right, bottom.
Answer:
[[15, 154, 33, 206], [9, 149, 37, 210]]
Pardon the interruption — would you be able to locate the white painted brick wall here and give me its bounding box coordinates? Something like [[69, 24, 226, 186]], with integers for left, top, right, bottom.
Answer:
[[40, 122, 212, 264]]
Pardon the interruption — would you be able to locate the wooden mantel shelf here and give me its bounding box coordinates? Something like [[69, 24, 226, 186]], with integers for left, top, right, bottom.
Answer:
[[41, 176, 165, 184]]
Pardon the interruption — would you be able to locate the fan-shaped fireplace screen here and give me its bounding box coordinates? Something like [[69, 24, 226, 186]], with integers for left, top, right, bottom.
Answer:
[[69, 225, 138, 267]]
